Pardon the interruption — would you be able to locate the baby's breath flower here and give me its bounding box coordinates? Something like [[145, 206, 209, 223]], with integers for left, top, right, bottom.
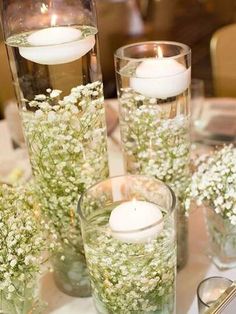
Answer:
[[50, 89, 62, 98], [8, 285, 15, 293], [35, 94, 46, 101], [21, 82, 109, 264], [10, 259, 17, 268], [47, 111, 56, 122], [35, 109, 43, 118], [189, 145, 236, 225], [0, 183, 54, 311]]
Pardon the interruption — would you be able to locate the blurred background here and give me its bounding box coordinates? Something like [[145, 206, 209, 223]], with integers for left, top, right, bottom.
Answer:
[[1, 0, 236, 116]]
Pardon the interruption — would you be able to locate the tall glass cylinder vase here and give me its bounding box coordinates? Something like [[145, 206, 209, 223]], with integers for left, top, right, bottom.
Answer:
[[78, 175, 177, 314], [1, 0, 109, 296], [115, 42, 191, 269]]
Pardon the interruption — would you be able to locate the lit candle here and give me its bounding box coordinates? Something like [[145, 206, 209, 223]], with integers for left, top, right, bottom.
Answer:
[[19, 15, 95, 65], [130, 46, 191, 99], [109, 200, 163, 243]]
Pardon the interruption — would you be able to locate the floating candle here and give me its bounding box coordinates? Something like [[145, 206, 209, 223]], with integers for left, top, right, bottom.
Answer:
[[130, 47, 190, 99], [109, 200, 163, 243], [19, 24, 95, 65]]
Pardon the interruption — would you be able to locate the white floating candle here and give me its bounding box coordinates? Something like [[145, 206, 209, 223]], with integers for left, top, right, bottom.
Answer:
[[109, 200, 163, 243], [130, 47, 190, 99], [19, 26, 95, 65]]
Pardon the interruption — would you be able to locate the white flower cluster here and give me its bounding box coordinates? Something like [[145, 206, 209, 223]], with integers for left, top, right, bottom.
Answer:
[[189, 145, 236, 225], [85, 225, 176, 313], [0, 184, 50, 313], [21, 81, 109, 255], [119, 91, 191, 211]]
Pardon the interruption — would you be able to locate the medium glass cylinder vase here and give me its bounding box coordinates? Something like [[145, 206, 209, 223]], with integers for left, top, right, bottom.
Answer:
[[115, 41, 191, 270], [78, 175, 177, 314], [1, 0, 109, 296]]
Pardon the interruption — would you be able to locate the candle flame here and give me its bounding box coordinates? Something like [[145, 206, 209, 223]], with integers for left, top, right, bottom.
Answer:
[[41, 3, 48, 14], [51, 14, 57, 27], [157, 46, 163, 58]]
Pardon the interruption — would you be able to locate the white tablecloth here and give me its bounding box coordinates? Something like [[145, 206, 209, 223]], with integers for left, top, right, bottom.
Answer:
[[0, 120, 235, 314]]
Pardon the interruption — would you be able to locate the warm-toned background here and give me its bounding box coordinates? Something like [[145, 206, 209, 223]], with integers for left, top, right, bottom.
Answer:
[[1, 0, 236, 116]]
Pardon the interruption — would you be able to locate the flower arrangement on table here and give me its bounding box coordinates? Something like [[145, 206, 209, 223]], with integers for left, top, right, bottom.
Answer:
[[188, 145, 236, 269], [21, 81, 109, 295], [0, 183, 53, 314], [189, 145, 236, 224]]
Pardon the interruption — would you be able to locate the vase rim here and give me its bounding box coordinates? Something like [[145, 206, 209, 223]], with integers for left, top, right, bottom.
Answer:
[[115, 41, 191, 61], [78, 174, 176, 235]]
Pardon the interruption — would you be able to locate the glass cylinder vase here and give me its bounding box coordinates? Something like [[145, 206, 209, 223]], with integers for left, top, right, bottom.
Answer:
[[197, 276, 233, 314], [1, 0, 109, 296], [204, 206, 236, 270], [115, 41, 191, 270], [0, 279, 43, 314], [78, 175, 177, 314]]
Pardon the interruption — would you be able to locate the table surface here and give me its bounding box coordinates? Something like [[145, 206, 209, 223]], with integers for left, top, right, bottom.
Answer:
[[0, 100, 236, 314]]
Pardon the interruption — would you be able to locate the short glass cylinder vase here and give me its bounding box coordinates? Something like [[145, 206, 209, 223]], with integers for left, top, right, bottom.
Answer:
[[204, 206, 236, 270], [78, 175, 177, 314], [1, 0, 109, 296], [114, 41, 191, 270]]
